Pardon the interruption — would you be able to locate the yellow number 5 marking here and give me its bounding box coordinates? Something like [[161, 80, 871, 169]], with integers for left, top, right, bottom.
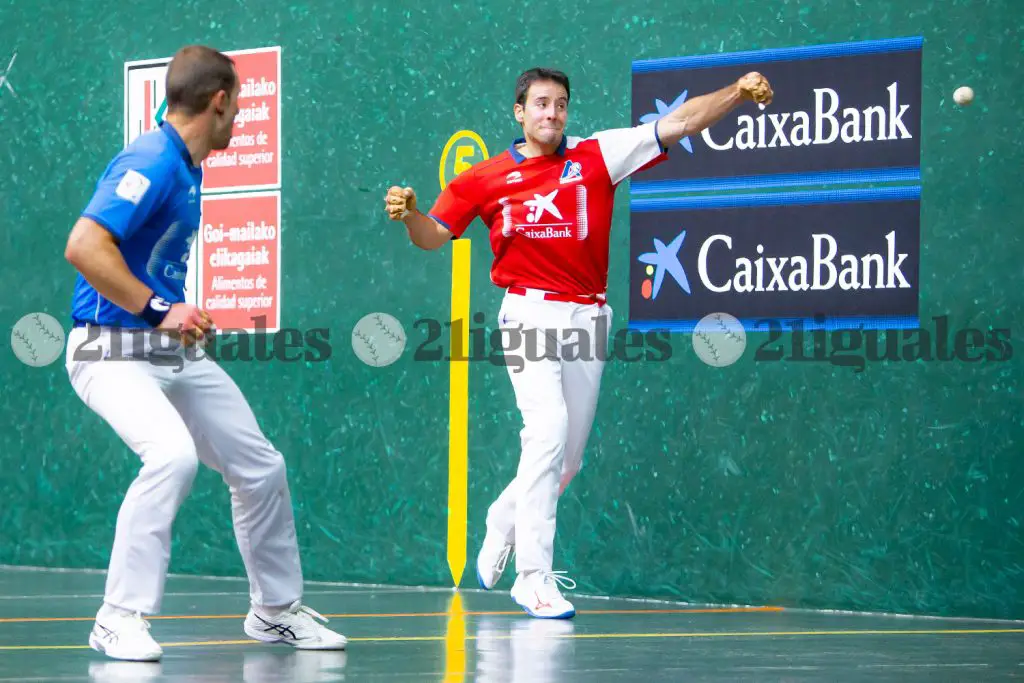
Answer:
[[439, 130, 489, 190], [454, 145, 476, 175]]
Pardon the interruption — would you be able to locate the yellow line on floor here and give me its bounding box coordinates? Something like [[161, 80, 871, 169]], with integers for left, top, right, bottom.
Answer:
[[0, 606, 783, 623], [566, 628, 1024, 639], [2, 627, 1022, 651]]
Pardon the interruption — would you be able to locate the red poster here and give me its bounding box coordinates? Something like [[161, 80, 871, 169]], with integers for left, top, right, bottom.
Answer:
[[199, 192, 281, 332], [202, 47, 281, 191]]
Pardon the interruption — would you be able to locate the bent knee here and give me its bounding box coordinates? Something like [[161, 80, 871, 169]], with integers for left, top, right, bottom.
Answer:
[[143, 439, 200, 484], [263, 452, 287, 489], [228, 448, 288, 495]]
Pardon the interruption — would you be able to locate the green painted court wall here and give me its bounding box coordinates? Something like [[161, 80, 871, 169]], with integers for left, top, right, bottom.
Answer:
[[1, 0, 1021, 620]]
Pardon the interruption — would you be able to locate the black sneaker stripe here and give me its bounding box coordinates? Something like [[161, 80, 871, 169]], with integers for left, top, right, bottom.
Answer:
[[254, 614, 301, 640]]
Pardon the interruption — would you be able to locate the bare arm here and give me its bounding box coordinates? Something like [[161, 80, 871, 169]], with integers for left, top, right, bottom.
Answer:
[[65, 217, 155, 313], [401, 209, 453, 250], [657, 72, 774, 148], [64, 217, 211, 339], [385, 186, 452, 250]]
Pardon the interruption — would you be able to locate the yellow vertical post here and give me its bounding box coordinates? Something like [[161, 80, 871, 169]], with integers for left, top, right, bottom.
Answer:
[[447, 238, 471, 587], [439, 130, 487, 588]]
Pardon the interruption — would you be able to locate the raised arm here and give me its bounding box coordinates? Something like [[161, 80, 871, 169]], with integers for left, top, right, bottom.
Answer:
[[656, 72, 773, 148]]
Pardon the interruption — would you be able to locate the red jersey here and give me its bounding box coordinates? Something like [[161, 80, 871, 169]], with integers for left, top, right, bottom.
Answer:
[[428, 121, 668, 296]]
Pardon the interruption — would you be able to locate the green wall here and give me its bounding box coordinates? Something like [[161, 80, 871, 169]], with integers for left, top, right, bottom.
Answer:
[[1, 0, 1021, 620]]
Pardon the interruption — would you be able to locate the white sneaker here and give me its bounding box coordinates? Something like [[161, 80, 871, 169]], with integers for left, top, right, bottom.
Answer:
[[509, 571, 577, 619], [244, 600, 348, 650], [88, 609, 163, 662], [476, 532, 513, 590]]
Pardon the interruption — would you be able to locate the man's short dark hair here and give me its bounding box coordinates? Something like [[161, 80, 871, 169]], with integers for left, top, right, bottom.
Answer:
[[165, 45, 237, 116], [514, 67, 570, 105]]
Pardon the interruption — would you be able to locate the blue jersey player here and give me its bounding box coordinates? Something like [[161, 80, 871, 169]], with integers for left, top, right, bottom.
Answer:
[[63, 45, 347, 662]]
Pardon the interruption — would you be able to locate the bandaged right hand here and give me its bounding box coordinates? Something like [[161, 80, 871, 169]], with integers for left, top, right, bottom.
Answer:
[[385, 186, 417, 220], [737, 72, 773, 107]]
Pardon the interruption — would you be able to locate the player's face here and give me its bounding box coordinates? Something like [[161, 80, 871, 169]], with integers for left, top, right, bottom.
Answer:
[[211, 75, 241, 150], [516, 80, 568, 146]]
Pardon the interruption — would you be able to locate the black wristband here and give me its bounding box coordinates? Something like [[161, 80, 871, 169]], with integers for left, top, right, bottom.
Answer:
[[140, 294, 172, 327]]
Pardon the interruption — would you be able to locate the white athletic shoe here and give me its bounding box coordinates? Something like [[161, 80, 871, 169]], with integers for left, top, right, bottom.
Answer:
[[88, 610, 163, 662], [243, 600, 348, 650], [476, 532, 513, 590], [510, 570, 577, 619]]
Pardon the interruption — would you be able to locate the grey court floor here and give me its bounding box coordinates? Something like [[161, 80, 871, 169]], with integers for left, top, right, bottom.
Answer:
[[1, 566, 1022, 681]]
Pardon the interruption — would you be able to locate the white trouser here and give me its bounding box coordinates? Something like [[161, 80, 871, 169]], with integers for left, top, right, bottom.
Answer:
[[64, 325, 303, 615], [486, 288, 612, 573]]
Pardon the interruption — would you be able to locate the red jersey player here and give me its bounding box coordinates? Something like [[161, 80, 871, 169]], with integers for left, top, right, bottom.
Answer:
[[385, 67, 773, 619]]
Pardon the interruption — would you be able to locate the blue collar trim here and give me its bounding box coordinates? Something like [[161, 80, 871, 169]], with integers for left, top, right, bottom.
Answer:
[[509, 135, 567, 163]]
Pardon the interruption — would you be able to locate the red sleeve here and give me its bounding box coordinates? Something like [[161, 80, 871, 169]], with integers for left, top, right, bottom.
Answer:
[[428, 169, 480, 239]]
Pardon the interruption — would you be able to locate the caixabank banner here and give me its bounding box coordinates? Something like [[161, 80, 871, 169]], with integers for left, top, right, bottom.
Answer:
[[631, 36, 923, 192], [628, 37, 923, 332], [628, 187, 921, 332]]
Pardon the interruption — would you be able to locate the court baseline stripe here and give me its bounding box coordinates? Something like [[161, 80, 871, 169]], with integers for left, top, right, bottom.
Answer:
[[2, 627, 1023, 651], [0, 606, 783, 623]]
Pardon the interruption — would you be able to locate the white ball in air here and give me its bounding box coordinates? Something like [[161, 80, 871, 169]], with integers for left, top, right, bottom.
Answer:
[[953, 86, 974, 106]]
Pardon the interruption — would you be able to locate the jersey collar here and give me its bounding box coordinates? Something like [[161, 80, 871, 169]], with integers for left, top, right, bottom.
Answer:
[[159, 120, 198, 169], [509, 135, 567, 164]]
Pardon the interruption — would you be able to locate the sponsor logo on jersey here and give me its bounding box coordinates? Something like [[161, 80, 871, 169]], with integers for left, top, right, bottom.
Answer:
[[558, 160, 583, 184]]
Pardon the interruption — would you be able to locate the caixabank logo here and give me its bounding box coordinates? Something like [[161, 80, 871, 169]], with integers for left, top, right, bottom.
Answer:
[[637, 219, 912, 302], [628, 187, 922, 332], [630, 36, 923, 190], [636, 80, 915, 160]]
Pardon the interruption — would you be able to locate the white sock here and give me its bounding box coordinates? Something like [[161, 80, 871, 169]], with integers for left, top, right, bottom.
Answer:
[[256, 601, 294, 617]]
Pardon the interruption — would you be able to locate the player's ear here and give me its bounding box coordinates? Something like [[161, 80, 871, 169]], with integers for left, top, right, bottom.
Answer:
[[513, 103, 524, 124], [210, 90, 225, 114]]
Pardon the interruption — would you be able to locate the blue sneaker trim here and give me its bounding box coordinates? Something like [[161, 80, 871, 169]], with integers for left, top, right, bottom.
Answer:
[[476, 564, 490, 591]]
